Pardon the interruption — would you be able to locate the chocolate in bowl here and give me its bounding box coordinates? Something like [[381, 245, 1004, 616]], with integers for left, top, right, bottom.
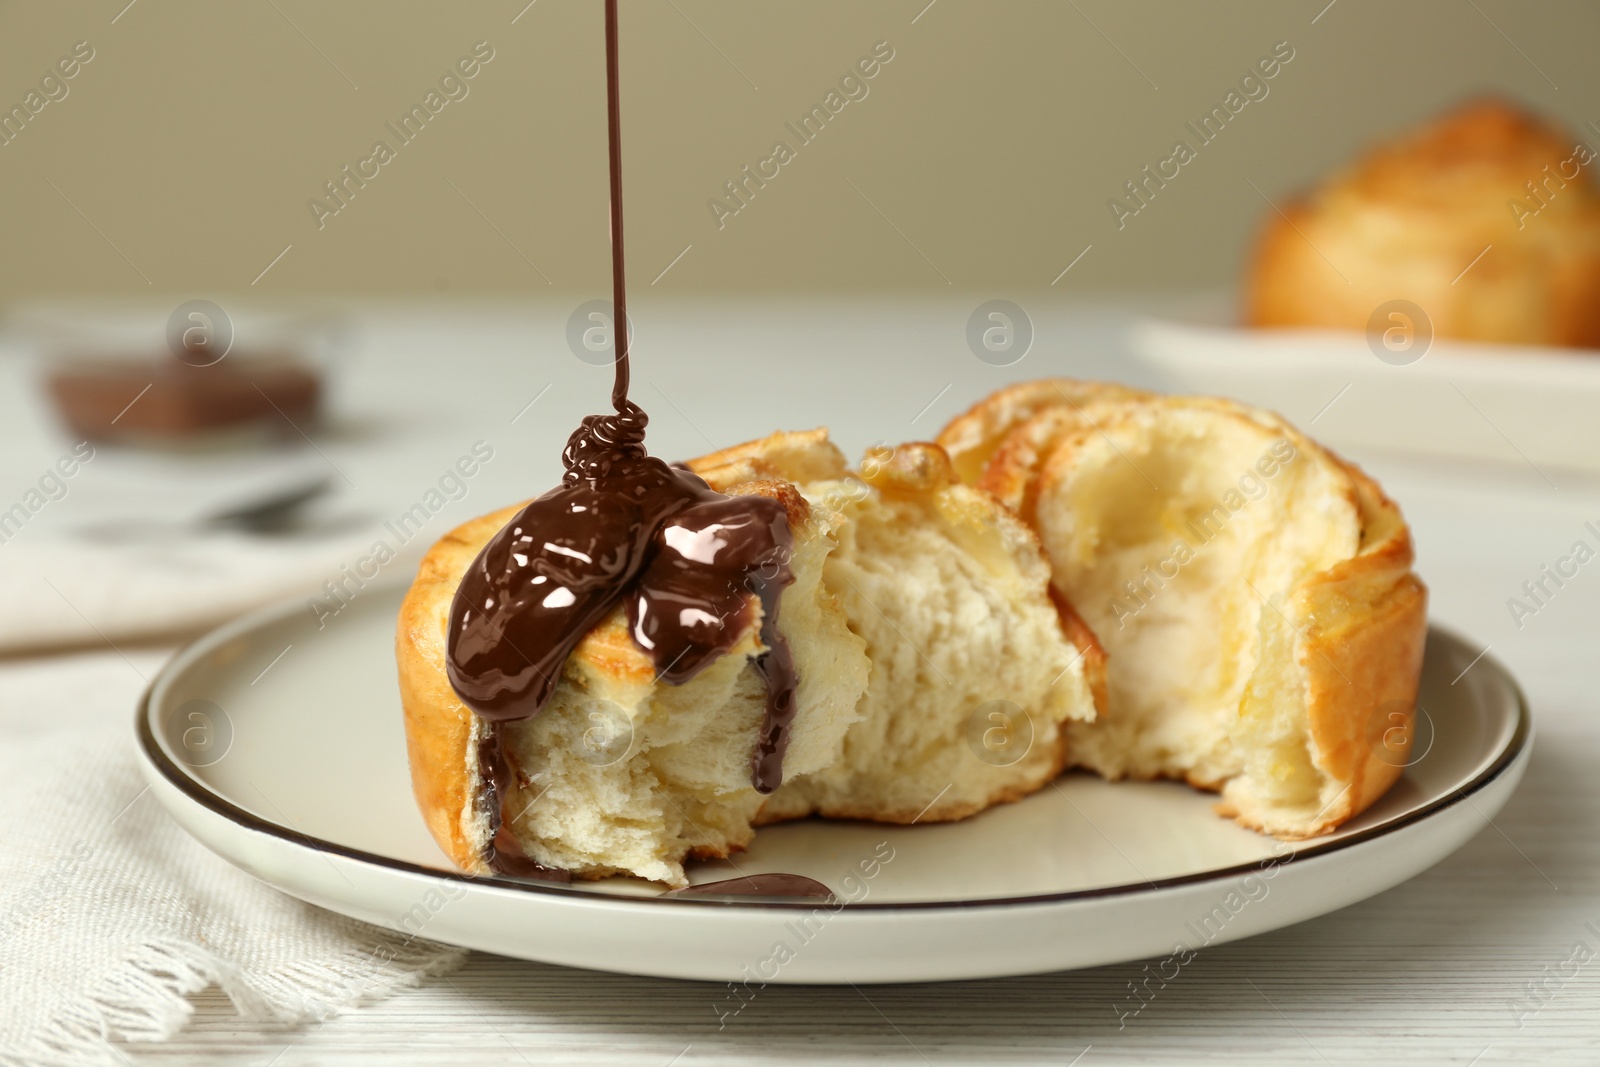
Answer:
[[45, 348, 322, 446]]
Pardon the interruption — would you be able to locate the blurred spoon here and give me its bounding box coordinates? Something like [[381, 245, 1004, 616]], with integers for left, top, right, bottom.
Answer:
[[72, 473, 333, 541]]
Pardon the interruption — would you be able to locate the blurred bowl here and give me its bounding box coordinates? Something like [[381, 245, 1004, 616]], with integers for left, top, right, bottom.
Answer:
[[7, 301, 345, 450]]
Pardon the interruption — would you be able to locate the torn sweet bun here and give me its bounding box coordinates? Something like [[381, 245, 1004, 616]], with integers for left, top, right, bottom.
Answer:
[[757, 441, 1104, 827], [399, 429, 1105, 886], [1244, 97, 1600, 348], [398, 453, 866, 887], [939, 381, 1427, 838]]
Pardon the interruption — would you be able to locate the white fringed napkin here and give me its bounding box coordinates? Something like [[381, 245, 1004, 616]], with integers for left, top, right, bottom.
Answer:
[[0, 529, 384, 654], [0, 643, 465, 1066]]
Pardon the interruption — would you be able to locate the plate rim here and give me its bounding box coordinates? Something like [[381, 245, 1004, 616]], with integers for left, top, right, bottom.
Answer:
[[136, 583, 1533, 913]]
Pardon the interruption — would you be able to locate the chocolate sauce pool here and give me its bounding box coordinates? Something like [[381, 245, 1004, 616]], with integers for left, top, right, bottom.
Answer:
[[666, 874, 833, 900], [445, 0, 798, 878]]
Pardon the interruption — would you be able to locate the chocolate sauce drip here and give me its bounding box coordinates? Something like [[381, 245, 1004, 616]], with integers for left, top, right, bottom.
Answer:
[[444, 0, 799, 877], [474, 722, 571, 881], [666, 874, 834, 900], [749, 580, 798, 793]]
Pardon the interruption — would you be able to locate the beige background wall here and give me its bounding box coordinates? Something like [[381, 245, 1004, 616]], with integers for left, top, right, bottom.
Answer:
[[0, 0, 1595, 300]]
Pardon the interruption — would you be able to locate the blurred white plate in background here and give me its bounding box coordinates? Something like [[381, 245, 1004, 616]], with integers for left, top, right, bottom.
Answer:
[[1134, 317, 1600, 478]]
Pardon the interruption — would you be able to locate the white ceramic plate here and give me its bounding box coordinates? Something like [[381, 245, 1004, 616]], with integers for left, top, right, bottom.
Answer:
[[137, 582, 1530, 984], [1132, 315, 1600, 475]]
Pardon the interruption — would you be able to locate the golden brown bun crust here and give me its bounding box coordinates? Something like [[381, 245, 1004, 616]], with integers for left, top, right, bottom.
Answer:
[[1245, 98, 1600, 348], [1211, 451, 1428, 836], [937, 379, 1152, 485], [1281, 457, 1428, 836], [397, 502, 523, 875], [686, 427, 849, 489]]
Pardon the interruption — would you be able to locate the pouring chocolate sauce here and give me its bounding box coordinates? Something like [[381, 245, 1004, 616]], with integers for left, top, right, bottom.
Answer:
[[445, 0, 798, 878]]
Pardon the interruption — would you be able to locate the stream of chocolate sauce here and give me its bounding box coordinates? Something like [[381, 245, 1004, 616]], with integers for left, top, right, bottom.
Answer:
[[445, 0, 798, 879]]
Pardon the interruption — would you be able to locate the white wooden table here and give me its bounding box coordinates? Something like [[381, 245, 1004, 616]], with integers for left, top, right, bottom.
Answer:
[[3, 302, 1595, 1065]]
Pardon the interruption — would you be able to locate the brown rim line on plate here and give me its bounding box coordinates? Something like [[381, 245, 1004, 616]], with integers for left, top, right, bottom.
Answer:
[[135, 579, 1531, 912]]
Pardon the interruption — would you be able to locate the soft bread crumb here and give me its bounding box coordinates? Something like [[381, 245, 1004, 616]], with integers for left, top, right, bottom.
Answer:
[[763, 443, 1098, 826]]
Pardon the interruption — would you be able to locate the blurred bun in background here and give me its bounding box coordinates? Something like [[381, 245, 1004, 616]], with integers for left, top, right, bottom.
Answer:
[[1245, 98, 1600, 349]]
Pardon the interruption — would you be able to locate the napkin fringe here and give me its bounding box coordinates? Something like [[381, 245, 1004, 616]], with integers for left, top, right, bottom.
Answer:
[[5, 933, 465, 1067]]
